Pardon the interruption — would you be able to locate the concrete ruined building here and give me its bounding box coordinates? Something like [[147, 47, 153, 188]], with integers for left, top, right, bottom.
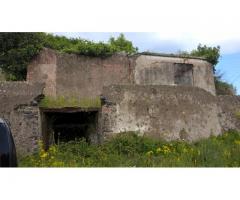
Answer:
[[0, 48, 240, 156]]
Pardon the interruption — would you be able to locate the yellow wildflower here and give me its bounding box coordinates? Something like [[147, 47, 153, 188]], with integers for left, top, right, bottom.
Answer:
[[49, 145, 57, 154], [234, 140, 240, 145], [146, 151, 154, 156], [162, 145, 171, 154], [156, 147, 161, 153], [40, 152, 48, 158]]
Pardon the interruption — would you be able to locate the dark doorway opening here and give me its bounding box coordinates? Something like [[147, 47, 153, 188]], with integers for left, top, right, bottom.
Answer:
[[41, 109, 99, 148]]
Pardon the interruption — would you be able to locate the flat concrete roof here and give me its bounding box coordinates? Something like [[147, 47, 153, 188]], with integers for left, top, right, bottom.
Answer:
[[135, 52, 208, 61], [45, 48, 209, 61]]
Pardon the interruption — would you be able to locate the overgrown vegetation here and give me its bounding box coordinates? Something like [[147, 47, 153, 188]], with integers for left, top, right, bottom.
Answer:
[[0, 33, 137, 80], [179, 44, 220, 72], [180, 44, 236, 95], [0, 33, 236, 95], [39, 96, 101, 108], [215, 76, 236, 95], [19, 130, 240, 167], [44, 33, 137, 57], [0, 33, 45, 80], [190, 44, 221, 70]]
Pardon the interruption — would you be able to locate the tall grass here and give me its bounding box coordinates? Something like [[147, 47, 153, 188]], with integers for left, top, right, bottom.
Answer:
[[19, 130, 240, 167]]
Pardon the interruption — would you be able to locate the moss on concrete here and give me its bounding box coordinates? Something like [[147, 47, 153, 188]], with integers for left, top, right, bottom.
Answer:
[[0, 70, 5, 81], [39, 96, 101, 108], [235, 111, 240, 120]]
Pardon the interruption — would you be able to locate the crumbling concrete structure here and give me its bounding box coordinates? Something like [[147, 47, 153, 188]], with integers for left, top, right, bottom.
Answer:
[[101, 85, 221, 141], [0, 48, 239, 156], [27, 49, 216, 97], [0, 82, 44, 154]]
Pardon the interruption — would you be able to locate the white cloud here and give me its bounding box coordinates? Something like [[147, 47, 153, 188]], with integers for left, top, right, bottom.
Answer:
[[5, 0, 239, 55], [55, 31, 240, 55], [54, 0, 240, 55]]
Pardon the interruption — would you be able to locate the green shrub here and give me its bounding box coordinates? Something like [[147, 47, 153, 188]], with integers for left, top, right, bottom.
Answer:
[[109, 33, 138, 54], [215, 78, 236, 95], [180, 45, 237, 95], [0, 32, 45, 80], [19, 130, 240, 167], [190, 44, 220, 67], [0, 32, 138, 80]]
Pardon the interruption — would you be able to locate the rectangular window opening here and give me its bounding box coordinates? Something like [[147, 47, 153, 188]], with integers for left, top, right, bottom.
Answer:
[[174, 63, 194, 86]]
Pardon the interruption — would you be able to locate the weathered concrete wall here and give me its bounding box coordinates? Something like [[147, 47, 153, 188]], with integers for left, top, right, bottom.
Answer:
[[101, 85, 221, 141], [134, 55, 216, 95], [0, 49, 236, 157], [0, 82, 44, 112], [27, 48, 57, 97], [218, 95, 240, 132], [55, 52, 134, 99], [28, 48, 134, 99], [10, 106, 40, 155], [0, 82, 44, 155], [22, 49, 239, 153], [27, 49, 216, 99]]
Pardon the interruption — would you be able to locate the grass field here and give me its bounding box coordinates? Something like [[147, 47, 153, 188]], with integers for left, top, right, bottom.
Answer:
[[19, 130, 240, 167]]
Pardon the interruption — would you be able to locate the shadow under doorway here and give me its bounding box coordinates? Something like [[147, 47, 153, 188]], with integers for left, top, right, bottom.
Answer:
[[40, 108, 100, 149]]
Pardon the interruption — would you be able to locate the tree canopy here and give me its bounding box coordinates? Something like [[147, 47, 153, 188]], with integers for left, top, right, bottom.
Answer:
[[188, 44, 235, 95], [190, 44, 220, 71], [109, 33, 138, 53], [0, 33, 45, 80], [179, 44, 221, 72], [0, 33, 138, 80]]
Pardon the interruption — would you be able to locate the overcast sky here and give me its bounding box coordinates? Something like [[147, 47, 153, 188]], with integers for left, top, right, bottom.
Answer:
[[54, 32, 240, 94]]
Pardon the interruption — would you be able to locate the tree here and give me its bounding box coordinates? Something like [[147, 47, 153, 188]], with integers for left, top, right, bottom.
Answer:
[[109, 33, 138, 54], [189, 44, 236, 95], [190, 44, 220, 72], [0, 32, 45, 80], [0, 33, 138, 80]]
